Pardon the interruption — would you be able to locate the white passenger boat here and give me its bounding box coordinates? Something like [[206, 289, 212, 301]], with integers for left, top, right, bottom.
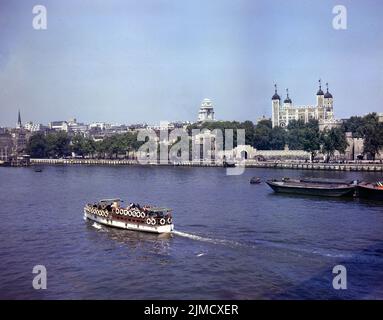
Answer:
[[84, 199, 174, 234]]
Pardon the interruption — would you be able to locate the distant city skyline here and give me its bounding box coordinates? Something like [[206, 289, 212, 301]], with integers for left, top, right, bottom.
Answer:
[[0, 0, 382, 127]]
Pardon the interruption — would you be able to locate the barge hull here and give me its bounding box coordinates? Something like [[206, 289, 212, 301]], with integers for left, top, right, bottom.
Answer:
[[266, 182, 355, 197], [357, 186, 383, 201]]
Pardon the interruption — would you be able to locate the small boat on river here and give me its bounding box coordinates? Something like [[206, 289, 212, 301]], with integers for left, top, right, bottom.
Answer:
[[250, 177, 261, 184], [266, 178, 356, 197], [83, 199, 174, 233], [357, 181, 383, 201]]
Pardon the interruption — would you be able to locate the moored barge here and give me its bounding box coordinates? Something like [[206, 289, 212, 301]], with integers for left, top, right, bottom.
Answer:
[[84, 199, 174, 233], [357, 182, 383, 201], [266, 178, 356, 197]]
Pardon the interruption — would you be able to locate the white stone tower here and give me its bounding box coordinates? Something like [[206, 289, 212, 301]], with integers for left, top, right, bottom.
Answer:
[[324, 82, 334, 120], [271, 84, 281, 128], [198, 98, 215, 122], [316, 79, 324, 107]]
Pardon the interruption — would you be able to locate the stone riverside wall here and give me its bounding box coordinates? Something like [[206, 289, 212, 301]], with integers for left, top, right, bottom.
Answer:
[[30, 158, 383, 172]]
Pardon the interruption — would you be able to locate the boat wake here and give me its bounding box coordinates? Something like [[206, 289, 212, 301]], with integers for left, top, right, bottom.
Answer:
[[92, 222, 102, 230], [173, 230, 381, 262], [172, 230, 244, 248]]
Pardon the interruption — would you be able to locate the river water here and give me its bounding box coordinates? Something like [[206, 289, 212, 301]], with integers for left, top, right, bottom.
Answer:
[[0, 165, 382, 299]]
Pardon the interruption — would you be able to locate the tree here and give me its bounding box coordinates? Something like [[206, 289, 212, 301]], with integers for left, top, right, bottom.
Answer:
[[341, 116, 365, 138], [46, 131, 71, 158], [71, 134, 96, 157], [82, 137, 96, 157], [253, 120, 272, 150], [26, 132, 47, 158], [361, 114, 383, 160], [342, 113, 383, 160], [93, 132, 145, 159], [242, 120, 256, 147], [269, 126, 286, 150], [302, 121, 321, 161], [321, 127, 348, 162], [71, 134, 86, 157], [284, 120, 322, 160], [286, 120, 308, 150], [187, 121, 256, 148]]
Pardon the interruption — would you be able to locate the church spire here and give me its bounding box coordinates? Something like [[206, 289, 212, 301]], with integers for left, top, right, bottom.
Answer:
[[17, 109, 22, 129]]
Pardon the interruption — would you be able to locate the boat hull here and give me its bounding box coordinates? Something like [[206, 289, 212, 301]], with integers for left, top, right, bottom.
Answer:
[[357, 185, 383, 201], [266, 181, 355, 197], [83, 209, 174, 234]]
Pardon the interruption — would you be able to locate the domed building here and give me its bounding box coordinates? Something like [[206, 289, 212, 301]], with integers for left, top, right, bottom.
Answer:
[[272, 80, 338, 130], [198, 98, 215, 122]]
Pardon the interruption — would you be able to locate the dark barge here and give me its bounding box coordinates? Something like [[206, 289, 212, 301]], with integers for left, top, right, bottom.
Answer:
[[357, 182, 383, 201], [266, 178, 356, 197]]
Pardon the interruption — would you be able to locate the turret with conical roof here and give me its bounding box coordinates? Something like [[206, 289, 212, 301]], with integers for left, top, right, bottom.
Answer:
[[272, 84, 280, 100], [284, 88, 292, 104], [323, 82, 334, 120], [324, 82, 333, 98], [316, 79, 324, 107], [316, 79, 324, 96]]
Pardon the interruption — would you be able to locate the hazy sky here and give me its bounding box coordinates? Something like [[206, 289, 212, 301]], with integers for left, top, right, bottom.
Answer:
[[0, 0, 382, 126]]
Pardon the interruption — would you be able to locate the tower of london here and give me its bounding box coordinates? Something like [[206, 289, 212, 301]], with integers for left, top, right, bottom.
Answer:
[[272, 80, 336, 129]]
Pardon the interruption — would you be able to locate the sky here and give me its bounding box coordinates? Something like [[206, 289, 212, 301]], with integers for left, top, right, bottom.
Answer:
[[0, 0, 382, 127]]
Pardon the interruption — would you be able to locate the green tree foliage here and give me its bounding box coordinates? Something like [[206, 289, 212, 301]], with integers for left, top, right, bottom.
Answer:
[[94, 132, 144, 158], [26, 113, 381, 160], [269, 126, 286, 150], [286, 120, 320, 154], [71, 134, 96, 157], [26, 132, 47, 158], [253, 119, 272, 150], [342, 113, 383, 159], [286, 120, 305, 150], [360, 113, 383, 160], [187, 121, 256, 147], [46, 131, 71, 158], [341, 116, 365, 138], [320, 127, 348, 161], [27, 131, 143, 159], [301, 120, 321, 160]]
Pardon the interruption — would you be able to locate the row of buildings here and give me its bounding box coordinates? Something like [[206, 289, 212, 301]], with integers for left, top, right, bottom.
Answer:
[[1, 88, 382, 162], [0, 109, 193, 162], [198, 84, 382, 160]]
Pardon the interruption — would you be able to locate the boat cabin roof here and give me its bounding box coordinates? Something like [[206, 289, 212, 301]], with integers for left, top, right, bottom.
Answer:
[[99, 198, 121, 203], [146, 207, 172, 212]]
